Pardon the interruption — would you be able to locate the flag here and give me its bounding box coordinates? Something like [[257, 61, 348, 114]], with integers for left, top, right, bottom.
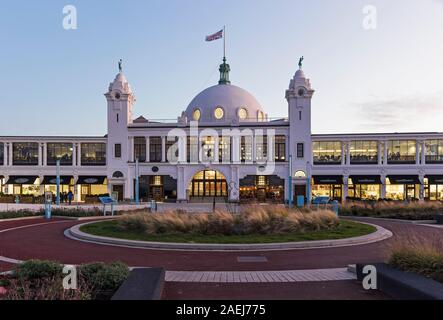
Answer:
[[205, 29, 223, 42]]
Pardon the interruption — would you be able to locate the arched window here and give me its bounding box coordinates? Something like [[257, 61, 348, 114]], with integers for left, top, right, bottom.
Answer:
[[112, 171, 124, 178], [294, 170, 307, 179], [193, 108, 201, 121], [214, 107, 224, 120]]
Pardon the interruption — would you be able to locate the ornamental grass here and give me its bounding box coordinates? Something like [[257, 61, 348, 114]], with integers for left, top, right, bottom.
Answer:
[[117, 205, 339, 236], [340, 201, 443, 220]]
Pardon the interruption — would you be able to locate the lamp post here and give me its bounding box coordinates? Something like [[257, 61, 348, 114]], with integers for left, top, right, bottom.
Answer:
[[135, 158, 140, 205], [288, 155, 293, 208], [56, 159, 61, 206]]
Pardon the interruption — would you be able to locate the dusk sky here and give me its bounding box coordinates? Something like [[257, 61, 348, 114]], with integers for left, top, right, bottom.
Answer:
[[0, 0, 442, 136]]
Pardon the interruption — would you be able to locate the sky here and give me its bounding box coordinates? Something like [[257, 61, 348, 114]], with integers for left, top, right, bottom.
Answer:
[[0, 0, 442, 136]]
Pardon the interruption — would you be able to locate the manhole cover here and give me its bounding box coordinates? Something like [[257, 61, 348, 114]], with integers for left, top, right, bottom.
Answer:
[[237, 256, 268, 263]]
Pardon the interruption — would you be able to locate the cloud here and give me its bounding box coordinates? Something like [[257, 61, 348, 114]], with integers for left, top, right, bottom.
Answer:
[[349, 92, 443, 132]]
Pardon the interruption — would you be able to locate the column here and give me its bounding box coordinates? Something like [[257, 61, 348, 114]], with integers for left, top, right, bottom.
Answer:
[[419, 175, 425, 202], [232, 136, 240, 164], [345, 142, 350, 166], [179, 136, 187, 163], [343, 175, 349, 203], [161, 136, 166, 162], [77, 143, 82, 166], [341, 142, 346, 166], [377, 141, 383, 165], [8, 143, 13, 166], [267, 135, 274, 163], [38, 142, 42, 166], [176, 166, 186, 202], [252, 135, 257, 163], [381, 175, 387, 199], [421, 141, 426, 165], [415, 141, 421, 165], [75, 181, 81, 203], [3, 143, 7, 166], [383, 141, 389, 165], [214, 136, 219, 163], [72, 143, 77, 167], [42, 143, 47, 166], [145, 137, 150, 163], [39, 175, 45, 196], [129, 137, 134, 162], [229, 166, 240, 203]]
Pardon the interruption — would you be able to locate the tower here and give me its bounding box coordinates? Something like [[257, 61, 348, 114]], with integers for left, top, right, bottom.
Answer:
[[105, 62, 135, 199], [285, 60, 315, 200]]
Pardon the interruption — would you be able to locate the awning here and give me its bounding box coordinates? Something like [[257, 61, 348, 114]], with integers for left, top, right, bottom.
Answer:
[[313, 175, 343, 185], [350, 175, 382, 185], [387, 175, 420, 184], [5, 176, 39, 185], [426, 175, 443, 184], [41, 176, 74, 185], [76, 176, 107, 185]]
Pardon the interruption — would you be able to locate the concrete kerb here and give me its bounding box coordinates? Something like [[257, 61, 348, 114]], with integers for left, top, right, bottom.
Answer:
[[67, 220, 393, 252]]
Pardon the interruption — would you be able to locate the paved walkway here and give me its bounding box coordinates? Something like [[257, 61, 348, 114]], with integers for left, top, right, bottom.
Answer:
[[165, 268, 355, 283]]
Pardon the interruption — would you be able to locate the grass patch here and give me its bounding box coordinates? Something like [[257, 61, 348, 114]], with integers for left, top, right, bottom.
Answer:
[[80, 219, 375, 244]]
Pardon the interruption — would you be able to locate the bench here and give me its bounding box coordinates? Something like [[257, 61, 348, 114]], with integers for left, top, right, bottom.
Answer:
[[111, 268, 165, 300], [356, 263, 443, 300]]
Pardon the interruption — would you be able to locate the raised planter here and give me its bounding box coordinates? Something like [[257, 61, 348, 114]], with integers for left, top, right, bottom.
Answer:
[[435, 214, 443, 225], [111, 268, 165, 300], [356, 263, 443, 300]]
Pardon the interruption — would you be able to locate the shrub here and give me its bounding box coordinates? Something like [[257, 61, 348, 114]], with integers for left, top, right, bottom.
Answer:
[[14, 260, 62, 280], [78, 262, 129, 293], [387, 232, 443, 283], [340, 201, 443, 220], [0, 211, 41, 220], [118, 205, 339, 236]]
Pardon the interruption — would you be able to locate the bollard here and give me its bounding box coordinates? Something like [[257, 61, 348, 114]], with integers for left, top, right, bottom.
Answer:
[[332, 200, 339, 216]]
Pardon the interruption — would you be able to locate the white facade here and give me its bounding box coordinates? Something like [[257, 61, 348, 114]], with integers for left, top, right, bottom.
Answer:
[[1, 59, 443, 203]]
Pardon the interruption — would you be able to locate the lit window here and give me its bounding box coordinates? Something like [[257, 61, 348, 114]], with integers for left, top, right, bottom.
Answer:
[[238, 107, 248, 120], [214, 107, 224, 120], [294, 170, 307, 178], [258, 111, 265, 122], [193, 108, 201, 121], [257, 176, 266, 186]]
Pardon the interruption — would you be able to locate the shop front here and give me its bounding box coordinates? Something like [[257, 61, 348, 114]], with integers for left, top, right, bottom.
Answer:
[[312, 175, 343, 202], [386, 175, 420, 201], [239, 175, 284, 203], [41, 176, 74, 196], [424, 175, 443, 201], [348, 175, 381, 201], [139, 175, 177, 202], [76, 176, 108, 201], [4, 176, 40, 196]]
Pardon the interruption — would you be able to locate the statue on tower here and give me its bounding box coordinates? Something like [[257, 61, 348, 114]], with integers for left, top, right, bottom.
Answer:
[[118, 59, 123, 73], [298, 56, 304, 69]]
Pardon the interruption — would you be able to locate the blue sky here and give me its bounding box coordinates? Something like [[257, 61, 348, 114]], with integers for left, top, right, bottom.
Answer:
[[0, 0, 442, 136]]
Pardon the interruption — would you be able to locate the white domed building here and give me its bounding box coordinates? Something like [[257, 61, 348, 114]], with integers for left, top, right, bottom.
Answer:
[[1, 57, 442, 205]]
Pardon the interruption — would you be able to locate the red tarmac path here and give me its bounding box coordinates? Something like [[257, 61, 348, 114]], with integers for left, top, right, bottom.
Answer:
[[1, 216, 441, 299]]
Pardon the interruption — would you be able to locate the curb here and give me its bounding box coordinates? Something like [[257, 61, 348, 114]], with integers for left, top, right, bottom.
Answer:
[[67, 221, 393, 252]]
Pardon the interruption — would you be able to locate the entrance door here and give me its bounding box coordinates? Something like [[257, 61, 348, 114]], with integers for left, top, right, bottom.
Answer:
[[151, 186, 163, 201], [333, 185, 342, 202], [112, 185, 124, 201], [294, 185, 306, 202], [406, 184, 416, 199]]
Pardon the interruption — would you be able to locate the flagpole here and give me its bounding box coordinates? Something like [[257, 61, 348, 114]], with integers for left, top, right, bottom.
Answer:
[[223, 26, 226, 59]]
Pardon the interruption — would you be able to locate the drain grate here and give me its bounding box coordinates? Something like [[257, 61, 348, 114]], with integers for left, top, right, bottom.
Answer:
[[237, 256, 268, 263]]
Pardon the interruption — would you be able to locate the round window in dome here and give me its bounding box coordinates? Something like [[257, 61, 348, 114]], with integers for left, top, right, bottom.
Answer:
[[193, 108, 201, 121], [238, 107, 248, 120], [258, 111, 265, 122], [214, 107, 224, 120]]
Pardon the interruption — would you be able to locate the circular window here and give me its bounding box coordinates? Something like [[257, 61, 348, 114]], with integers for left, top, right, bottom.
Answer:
[[193, 108, 201, 121], [214, 107, 224, 120], [258, 111, 265, 122], [238, 107, 248, 120]]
